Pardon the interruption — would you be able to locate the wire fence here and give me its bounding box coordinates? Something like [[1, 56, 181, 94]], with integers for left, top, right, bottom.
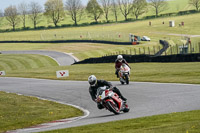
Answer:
[[104, 45, 164, 56], [40, 31, 130, 42], [104, 41, 200, 57]]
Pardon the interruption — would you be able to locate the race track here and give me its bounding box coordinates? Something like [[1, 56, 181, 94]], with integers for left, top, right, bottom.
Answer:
[[1, 50, 200, 132], [1, 77, 200, 132], [1, 50, 78, 66]]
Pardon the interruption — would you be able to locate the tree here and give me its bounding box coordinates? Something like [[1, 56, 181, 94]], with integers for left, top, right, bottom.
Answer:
[[188, 0, 200, 11], [4, 5, 20, 31], [44, 0, 65, 27], [148, 0, 168, 17], [29, 1, 42, 29], [117, 0, 134, 21], [86, 0, 103, 23], [0, 10, 3, 25], [111, 0, 119, 22], [18, 2, 28, 29], [99, 0, 111, 22], [65, 0, 84, 25], [132, 0, 147, 19]]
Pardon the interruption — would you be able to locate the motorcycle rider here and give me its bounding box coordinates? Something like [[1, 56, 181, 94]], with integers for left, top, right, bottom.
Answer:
[[88, 75, 127, 109], [115, 55, 131, 78]]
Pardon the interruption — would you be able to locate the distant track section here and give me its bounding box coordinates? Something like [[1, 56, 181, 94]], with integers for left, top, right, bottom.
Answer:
[[1, 50, 76, 66]]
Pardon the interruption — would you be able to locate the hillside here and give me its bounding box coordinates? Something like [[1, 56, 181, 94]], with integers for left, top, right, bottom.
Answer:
[[0, 0, 195, 30]]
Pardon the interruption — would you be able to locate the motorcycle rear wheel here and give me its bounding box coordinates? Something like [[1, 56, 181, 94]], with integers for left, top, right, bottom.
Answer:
[[123, 104, 130, 113], [123, 107, 130, 112]]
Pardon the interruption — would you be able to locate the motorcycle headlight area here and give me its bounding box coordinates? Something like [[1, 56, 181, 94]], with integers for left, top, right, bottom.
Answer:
[[108, 93, 113, 97]]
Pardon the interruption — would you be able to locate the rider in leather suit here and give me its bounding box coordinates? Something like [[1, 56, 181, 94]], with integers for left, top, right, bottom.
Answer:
[[88, 75, 127, 109], [115, 55, 131, 78]]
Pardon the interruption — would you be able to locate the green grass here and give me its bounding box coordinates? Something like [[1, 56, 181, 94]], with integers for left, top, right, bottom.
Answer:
[[0, 1, 199, 131], [0, 91, 83, 133], [0, 42, 161, 60], [1, 55, 199, 84], [42, 110, 200, 133], [1, 55, 200, 133], [1, 12, 200, 42], [0, 54, 58, 71]]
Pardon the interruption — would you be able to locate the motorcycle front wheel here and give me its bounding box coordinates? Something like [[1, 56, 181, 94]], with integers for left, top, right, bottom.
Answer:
[[106, 101, 120, 115], [125, 75, 129, 84]]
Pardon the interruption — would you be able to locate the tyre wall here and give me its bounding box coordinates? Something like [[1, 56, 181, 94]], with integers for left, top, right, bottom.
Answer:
[[74, 53, 200, 64]]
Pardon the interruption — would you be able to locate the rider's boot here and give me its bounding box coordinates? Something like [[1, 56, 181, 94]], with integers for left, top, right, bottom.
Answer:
[[116, 73, 119, 78], [121, 96, 127, 101]]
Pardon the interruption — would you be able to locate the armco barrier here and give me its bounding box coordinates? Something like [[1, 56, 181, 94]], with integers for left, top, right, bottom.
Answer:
[[74, 53, 200, 64], [0, 40, 131, 45]]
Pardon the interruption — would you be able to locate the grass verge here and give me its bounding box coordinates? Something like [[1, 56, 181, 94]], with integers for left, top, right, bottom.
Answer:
[[42, 110, 200, 133], [0, 91, 83, 133], [1, 62, 200, 84], [0, 54, 58, 71]]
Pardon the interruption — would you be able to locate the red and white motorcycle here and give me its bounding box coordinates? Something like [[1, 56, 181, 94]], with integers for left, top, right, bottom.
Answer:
[[118, 63, 130, 84], [96, 86, 130, 115]]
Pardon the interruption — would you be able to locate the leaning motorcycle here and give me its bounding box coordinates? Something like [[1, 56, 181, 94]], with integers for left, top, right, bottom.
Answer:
[[96, 86, 130, 115], [118, 63, 130, 85]]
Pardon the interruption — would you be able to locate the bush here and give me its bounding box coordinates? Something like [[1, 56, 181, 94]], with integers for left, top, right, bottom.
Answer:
[[90, 21, 99, 25], [61, 24, 72, 27], [178, 10, 188, 15], [36, 26, 46, 30], [80, 22, 89, 26], [126, 18, 134, 21], [22, 27, 31, 30], [188, 10, 197, 13], [144, 15, 156, 19], [47, 25, 54, 28]]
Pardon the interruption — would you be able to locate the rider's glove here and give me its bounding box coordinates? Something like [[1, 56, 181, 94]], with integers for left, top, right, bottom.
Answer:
[[94, 99, 98, 103], [109, 86, 114, 90]]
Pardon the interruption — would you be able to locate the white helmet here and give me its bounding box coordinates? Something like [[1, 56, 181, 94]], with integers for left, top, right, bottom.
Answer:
[[88, 75, 97, 86], [117, 55, 123, 60]]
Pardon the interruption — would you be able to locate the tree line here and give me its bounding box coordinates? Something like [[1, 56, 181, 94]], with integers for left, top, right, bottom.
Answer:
[[0, 0, 199, 31]]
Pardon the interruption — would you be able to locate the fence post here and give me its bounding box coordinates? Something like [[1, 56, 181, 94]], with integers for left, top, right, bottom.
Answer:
[[199, 42, 200, 53], [134, 48, 136, 55], [130, 49, 132, 55], [148, 47, 150, 55], [143, 47, 145, 54], [139, 48, 141, 55], [170, 46, 172, 55], [153, 46, 155, 55], [176, 44, 178, 54]]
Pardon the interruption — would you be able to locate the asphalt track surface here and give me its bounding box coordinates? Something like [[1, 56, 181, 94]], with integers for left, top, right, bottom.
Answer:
[[1, 50, 77, 66], [1, 77, 200, 132]]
